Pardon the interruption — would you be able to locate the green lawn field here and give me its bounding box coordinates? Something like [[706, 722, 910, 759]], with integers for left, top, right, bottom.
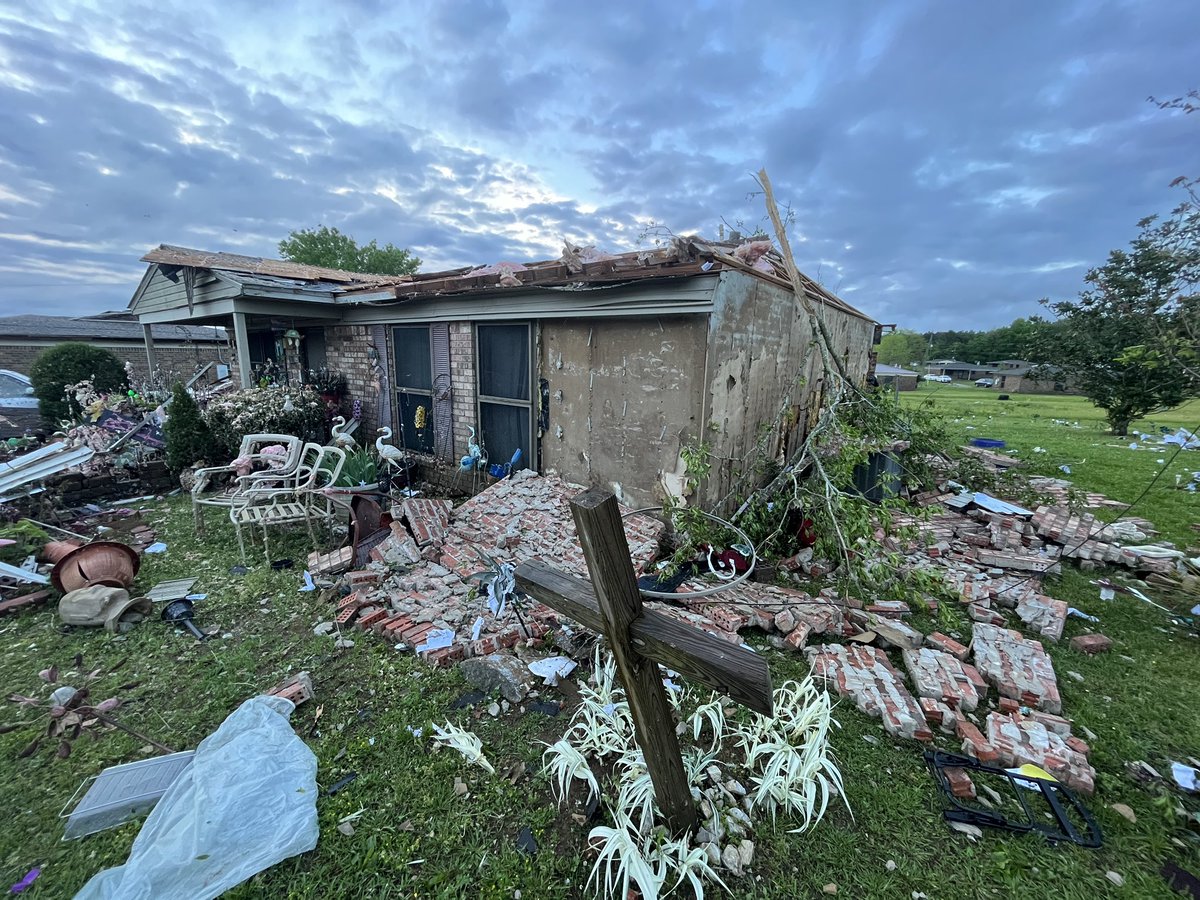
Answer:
[[1, 388, 1198, 898]]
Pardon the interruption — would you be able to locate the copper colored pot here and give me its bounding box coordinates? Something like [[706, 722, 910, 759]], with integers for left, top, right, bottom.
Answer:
[[51, 542, 141, 593], [42, 540, 82, 564]]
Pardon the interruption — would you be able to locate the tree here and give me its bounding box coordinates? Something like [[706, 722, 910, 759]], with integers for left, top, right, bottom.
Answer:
[[877, 330, 927, 367], [1033, 212, 1200, 435], [29, 342, 128, 424], [278, 226, 421, 276], [164, 383, 216, 472]]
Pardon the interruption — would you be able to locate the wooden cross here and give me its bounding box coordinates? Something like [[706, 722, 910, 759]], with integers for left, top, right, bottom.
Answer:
[[514, 488, 774, 834]]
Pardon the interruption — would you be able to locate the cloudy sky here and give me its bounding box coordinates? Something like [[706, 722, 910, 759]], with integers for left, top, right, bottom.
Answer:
[[0, 0, 1195, 329]]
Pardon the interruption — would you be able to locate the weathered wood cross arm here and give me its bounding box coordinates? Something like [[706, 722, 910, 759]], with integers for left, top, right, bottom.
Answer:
[[513, 488, 774, 833]]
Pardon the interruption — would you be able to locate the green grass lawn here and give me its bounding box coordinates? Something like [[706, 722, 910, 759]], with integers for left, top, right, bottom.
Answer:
[[1, 390, 1199, 898]]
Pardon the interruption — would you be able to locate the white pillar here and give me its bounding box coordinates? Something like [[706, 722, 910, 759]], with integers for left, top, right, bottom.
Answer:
[[233, 311, 252, 388], [142, 323, 158, 380]]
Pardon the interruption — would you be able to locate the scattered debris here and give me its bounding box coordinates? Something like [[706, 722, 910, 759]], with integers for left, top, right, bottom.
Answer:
[[73, 697, 318, 899], [62, 751, 196, 840]]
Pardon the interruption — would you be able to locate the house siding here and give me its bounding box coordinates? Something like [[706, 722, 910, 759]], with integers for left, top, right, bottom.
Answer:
[[539, 315, 709, 508]]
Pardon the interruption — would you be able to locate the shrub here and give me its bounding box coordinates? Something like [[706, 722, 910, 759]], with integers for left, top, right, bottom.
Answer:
[[202, 385, 325, 458], [164, 383, 216, 472], [29, 342, 128, 424]]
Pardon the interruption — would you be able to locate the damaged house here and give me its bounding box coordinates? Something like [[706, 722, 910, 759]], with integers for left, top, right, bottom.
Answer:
[[128, 239, 878, 508]]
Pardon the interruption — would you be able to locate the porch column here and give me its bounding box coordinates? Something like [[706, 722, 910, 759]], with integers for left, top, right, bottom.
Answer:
[[142, 323, 158, 379], [233, 311, 252, 388]]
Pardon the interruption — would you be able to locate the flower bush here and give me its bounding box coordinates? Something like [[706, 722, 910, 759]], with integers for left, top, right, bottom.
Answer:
[[203, 385, 325, 457]]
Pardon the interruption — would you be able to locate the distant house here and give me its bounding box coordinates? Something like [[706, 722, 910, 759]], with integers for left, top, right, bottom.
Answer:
[[126, 240, 881, 508], [0, 314, 228, 385], [925, 358, 1074, 393], [874, 363, 918, 391]]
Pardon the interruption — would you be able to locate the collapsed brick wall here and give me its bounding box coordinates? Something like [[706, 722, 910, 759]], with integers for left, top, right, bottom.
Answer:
[[5, 460, 176, 512]]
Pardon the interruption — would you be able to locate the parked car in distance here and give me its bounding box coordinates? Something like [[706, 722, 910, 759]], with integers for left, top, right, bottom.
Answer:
[[0, 370, 36, 408], [975, 378, 995, 387], [922, 374, 952, 383]]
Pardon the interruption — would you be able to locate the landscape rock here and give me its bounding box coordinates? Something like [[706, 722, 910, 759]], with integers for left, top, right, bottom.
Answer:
[[458, 653, 534, 703]]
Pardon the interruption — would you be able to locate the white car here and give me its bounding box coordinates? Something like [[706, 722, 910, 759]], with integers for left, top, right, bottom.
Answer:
[[922, 374, 951, 383], [0, 370, 36, 409]]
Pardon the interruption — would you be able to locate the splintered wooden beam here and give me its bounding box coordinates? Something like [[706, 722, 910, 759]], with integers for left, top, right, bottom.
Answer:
[[514, 560, 774, 716], [515, 489, 776, 835]]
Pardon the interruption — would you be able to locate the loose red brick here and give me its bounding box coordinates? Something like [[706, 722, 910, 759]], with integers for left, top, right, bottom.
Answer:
[[944, 766, 977, 800], [957, 719, 999, 763], [424, 643, 466, 667], [357, 609, 389, 630], [998, 697, 1020, 714], [1069, 633, 1113, 655], [919, 697, 944, 725], [925, 631, 969, 661], [783, 622, 811, 650], [1065, 736, 1090, 756]]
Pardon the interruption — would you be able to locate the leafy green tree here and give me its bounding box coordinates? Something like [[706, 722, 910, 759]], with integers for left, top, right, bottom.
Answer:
[[164, 383, 216, 472], [877, 330, 926, 367], [278, 226, 421, 276], [1033, 210, 1200, 435], [29, 342, 128, 424]]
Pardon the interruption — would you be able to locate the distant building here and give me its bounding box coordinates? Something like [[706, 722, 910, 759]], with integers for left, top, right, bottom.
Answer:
[[874, 363, 918, 391], [925, 358, 1075, 394], [0, 314, 228, 385]]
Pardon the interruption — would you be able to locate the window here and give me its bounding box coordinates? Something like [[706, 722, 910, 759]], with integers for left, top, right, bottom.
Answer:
[[476, 323, 532, 472], [392, 326, 435, 453]]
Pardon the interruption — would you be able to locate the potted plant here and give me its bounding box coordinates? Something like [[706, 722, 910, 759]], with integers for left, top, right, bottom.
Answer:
[[306, 368, 348, 404], [328, 448, 380, 494]]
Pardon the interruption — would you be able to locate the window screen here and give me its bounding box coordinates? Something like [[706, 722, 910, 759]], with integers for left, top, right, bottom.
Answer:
[[478, 323, 529, 401], [393, 326, 432, 390]]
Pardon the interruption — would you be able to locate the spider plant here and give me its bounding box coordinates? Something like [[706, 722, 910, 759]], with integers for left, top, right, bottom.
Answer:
[[542, 738, 599, 807], [587, 817, 665, 900], [430, 720, 494, 774], [614, 750, 659, 836], [660, 834, 730, 900], [688, 693, 727, 753]]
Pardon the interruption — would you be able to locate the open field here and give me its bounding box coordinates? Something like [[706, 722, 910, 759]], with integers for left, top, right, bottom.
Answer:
[[1, 390, 1199, 898]]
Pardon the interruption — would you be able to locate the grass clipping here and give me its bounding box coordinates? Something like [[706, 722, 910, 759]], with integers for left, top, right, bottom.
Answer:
[[544, 648, 847, 899]]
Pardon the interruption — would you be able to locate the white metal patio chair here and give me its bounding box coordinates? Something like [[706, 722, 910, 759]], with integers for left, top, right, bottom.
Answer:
[[191, 434, 304, 536], [229, 443, 346, 564]]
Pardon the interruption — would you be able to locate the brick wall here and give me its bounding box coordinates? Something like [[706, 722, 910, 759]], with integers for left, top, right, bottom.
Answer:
[[0, 341, 226, 388], [449, 323, 476, 460], [325, 325, 383, 434]]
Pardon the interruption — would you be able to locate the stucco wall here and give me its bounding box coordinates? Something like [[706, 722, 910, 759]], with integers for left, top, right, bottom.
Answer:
[[540, 315, 709, 508], [702, 270, 876, 512]]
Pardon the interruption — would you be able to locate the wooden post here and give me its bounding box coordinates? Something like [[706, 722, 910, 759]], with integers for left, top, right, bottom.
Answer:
[[232, 311, 252, 389], [514, 489, 774, 837], [570, 489, 698, 833]]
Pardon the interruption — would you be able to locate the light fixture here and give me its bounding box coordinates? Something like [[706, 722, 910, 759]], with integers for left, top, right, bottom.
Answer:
[[282, 328, 302, 353], [367, 345, 379, 363]]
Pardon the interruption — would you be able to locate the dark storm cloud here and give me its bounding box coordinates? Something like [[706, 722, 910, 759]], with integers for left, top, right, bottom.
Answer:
[[0, 0, 1195, 329]]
